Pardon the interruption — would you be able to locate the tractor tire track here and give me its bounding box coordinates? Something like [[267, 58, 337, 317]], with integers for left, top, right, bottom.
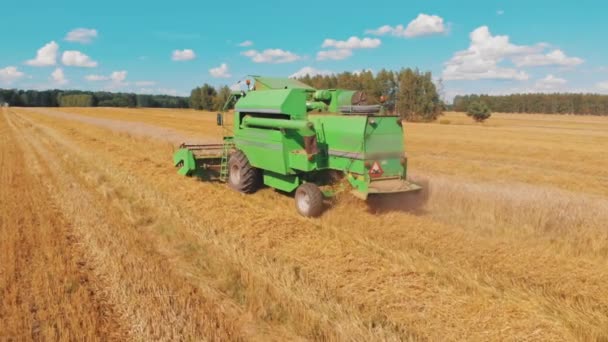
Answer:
[[35, 107, 608, 340], [0, 109, 126, 340], [6, 111, 294, 341], [12, 110, 584, 340], [12, 110, 392, 340]]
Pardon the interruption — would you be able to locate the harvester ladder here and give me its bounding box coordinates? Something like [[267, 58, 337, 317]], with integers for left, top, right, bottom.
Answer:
[[219, 137, 234, 182]]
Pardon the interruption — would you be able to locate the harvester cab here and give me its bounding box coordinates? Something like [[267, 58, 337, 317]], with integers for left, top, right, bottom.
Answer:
[[174, 76, 421, 217]]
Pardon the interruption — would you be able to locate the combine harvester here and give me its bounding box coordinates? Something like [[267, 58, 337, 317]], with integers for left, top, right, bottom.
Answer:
[[173, 76, 421, 217]]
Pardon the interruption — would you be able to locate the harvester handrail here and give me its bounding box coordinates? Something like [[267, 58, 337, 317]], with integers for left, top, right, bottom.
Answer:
[[179, 143, 225, 150]]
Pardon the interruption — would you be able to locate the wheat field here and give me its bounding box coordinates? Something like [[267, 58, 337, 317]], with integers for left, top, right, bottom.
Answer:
[[1, 107, 607, 341]]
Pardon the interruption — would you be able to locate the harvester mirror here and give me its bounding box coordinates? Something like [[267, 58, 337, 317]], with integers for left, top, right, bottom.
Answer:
[[216, 113, 223, 126]]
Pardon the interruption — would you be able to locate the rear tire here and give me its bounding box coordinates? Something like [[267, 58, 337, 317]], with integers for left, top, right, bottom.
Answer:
[[295, 183, 324, 217], [228, 150, 260, 193]]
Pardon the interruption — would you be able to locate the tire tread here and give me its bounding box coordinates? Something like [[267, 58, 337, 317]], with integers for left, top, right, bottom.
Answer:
[[228, 150, 260, 193]]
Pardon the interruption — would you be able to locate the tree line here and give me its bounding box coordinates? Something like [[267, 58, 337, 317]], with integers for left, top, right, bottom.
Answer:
[[297, 69, 443, 121], [189, 85, 232, 111], [0, 89, 189, 108], [453, 94, 608, 115], [188, 69, 445, 121]]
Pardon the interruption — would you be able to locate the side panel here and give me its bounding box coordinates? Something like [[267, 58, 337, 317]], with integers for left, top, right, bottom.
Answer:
[[173, 148, 197, 176], [364, 116, 405, 178], [310, 115, 368, 175], [235, 89, 308, 119], [288, 151, 315, 172], [234, 127, 287, 174], [263, 170, 300, 193]]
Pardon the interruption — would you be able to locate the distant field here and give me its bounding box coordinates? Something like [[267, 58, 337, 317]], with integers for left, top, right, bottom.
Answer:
[[2, 107, 607, 340]]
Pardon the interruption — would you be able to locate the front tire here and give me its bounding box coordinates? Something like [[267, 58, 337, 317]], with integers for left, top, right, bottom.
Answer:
[[295, 183, 324, 217], [228, 150, 260, 193]]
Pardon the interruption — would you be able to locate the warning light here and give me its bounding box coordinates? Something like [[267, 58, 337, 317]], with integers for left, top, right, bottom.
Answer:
[[368, 161, 384, 178]]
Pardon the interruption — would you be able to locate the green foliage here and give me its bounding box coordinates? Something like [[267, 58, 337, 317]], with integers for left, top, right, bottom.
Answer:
[[58, 94, 94, 107], [189, 84, 218, 110], [453, 94, 608, 115], [188, 69, 444, 120], [96, 93, 136, 107], [0, 89, 188, 108], [189, 87, 202, 109], [214, 86, 232, 111], [199, 84, 217, 111], [396, 69, 443, 122], [295, 68, 443, 121], [466, 101, 492, 122]]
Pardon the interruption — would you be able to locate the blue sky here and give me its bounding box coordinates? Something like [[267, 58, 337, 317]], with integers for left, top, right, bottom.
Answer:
[[1, 0, 607, 101]]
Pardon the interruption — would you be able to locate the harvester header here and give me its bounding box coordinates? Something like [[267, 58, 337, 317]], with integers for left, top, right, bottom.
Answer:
[[174, 76, 420, 216]]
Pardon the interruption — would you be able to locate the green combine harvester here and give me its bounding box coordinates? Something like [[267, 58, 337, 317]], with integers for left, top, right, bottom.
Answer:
[[173, 76, 421, 217]]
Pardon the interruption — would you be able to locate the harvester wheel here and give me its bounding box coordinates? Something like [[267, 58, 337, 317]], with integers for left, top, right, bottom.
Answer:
[[228, 150, 260, 194], [295, 183, 324, 217]]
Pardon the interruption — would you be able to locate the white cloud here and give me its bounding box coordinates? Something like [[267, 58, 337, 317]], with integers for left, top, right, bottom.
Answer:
[[535, 74, 567, 90], [365, 25, 394, 36], [85, 71, 129, 87], [102, 71, 128, 90], [51, 68, 68, 85], [0, 66, 25, 84], [85, 74, 109, 81], [84, 70, 130, 90], [110, 71, 127, 83], [321, 36, 381, 49], [513, 49, 584, 67], [137, 87, 180, 96], [135, 81, 156, 86], [316, 49, 352, 61], [497, 10, 505, 15], [62, 50, 98, 67], [443, 26, 543, 81], [25, 41, 59, 66], [445, 66, 529, 81], [404, 14, 446, 37], [443, 26, 584, 82], [317, 36, 380, 61], [597, 81, 608, 91], [289, 67, 334, 78], [230, 82, 244, 91], [241, 49, 301, 63], [65, 28, 98, 43], [209, 63, 232, 78], [353, 69, 374, 75], [366, 14, 446, 38], [172, 49, 196, 61], [156, 88, 181, 96], [238, 40, 253, 47]]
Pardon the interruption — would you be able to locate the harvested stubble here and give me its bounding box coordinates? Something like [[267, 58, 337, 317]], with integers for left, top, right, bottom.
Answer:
[[1, 107, 607, 341]]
